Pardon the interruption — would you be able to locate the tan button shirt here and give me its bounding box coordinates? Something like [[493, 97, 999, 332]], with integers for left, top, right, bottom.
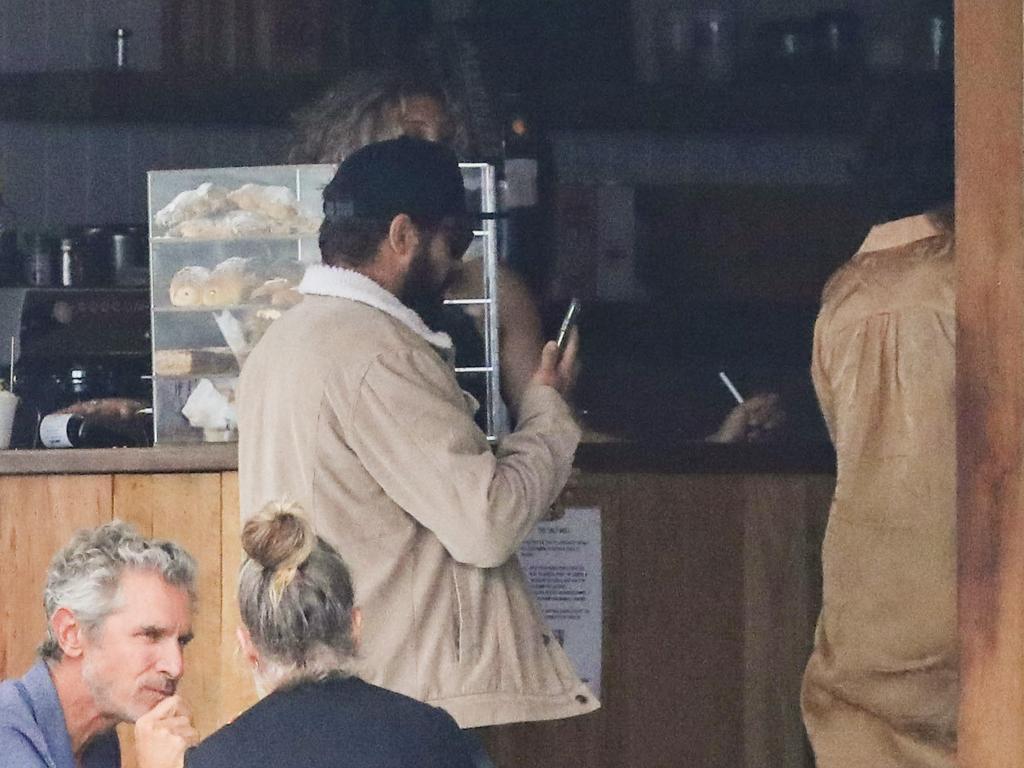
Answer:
[[802, 214, 957, 768]]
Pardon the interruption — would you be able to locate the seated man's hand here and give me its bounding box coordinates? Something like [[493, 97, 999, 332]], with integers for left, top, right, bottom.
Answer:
[[134, 694, 198, 768], [531, 327, 580, 399], [706, 392, 786, 443]]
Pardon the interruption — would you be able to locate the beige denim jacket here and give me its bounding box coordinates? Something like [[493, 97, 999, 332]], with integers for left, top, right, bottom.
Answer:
[[237, 265, 598, 728]]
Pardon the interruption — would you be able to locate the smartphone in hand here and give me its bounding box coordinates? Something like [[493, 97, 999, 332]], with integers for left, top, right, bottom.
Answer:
[[556, 298, 581, 352]]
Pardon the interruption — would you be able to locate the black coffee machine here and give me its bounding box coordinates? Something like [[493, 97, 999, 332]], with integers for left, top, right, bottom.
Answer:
[[1, 287, 151, 448]]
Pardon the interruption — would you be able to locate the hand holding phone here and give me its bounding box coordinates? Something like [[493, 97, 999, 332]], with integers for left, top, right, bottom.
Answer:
[[533, 299, 581, 397], [556, 299, 581, 352]]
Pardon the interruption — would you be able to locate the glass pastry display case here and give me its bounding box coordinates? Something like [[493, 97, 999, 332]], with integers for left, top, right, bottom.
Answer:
[[148, 163, 499, 444]]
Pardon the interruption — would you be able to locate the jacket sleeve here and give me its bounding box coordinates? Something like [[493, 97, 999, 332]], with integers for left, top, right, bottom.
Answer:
[[345, 347, 580, 568]]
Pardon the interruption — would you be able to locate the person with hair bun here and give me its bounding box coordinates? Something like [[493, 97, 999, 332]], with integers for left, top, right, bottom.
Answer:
[[176, 501, 474, 768]]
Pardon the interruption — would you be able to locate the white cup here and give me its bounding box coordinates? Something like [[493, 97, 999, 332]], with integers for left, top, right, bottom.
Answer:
[[0, 390, 18, 450]]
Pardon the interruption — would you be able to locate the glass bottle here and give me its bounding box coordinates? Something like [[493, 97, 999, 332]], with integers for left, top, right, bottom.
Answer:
[[39, 412, 144, 448]]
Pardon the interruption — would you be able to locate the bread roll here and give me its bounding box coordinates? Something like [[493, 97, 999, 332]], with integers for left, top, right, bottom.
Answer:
[[155, 183, 230, 230], [58, 398, 148, 419], [171, 217, 220, 239], [169, 266, 211, 307], [203, 257, 256, 307], [227, 184, 300, 221]]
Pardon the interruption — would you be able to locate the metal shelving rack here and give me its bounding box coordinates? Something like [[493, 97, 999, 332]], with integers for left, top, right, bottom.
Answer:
[[446, 162, 502, 441]]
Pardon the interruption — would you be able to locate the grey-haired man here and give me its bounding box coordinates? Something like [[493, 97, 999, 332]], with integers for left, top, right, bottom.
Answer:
[[0, 521, 198, 768]]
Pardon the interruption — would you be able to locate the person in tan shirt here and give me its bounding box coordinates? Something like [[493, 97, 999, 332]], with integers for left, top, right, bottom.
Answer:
[[802, 75, 955, 768], [803, 210, 956, 768]]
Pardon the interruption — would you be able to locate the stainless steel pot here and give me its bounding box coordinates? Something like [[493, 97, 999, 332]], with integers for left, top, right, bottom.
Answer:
[[63, 223, 148, 286]]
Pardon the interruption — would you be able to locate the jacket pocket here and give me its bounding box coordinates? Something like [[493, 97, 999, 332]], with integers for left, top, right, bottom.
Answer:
[[451, 565, 479, 664]]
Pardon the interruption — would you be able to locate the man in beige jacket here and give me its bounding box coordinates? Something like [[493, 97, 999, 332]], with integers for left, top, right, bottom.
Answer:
[[237, 137, 598, 743]]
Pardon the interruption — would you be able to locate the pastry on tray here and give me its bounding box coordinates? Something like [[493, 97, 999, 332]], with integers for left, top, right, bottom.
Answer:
[[154, 347, 239, 376], [169, 265, 211, 307]]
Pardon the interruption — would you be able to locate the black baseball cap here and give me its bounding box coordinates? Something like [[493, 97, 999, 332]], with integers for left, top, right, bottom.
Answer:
[[322, 136, 467, 223]]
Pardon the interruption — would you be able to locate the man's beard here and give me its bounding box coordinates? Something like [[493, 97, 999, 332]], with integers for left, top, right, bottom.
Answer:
[[401, 240, 449, 330], [82, 648, 176, 724], [82, 652, 140, 723]]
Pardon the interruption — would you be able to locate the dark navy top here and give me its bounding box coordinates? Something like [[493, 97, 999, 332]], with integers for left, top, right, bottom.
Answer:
[[186, 674, 475, 768]]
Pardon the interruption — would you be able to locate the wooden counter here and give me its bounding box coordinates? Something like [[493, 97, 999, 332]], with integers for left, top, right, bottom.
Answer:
[[0, 438, 834, 476], [0, 444, 238, 475], [0, 442, 833, 768]]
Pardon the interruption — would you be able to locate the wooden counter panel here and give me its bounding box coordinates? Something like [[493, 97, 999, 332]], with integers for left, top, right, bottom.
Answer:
[[0, 469, 833, 768], [0, 445, 238, 476], [0, 475, 112, 677], [607, 473, 745, 767], [741, 474, 832, 768], [218, 473, 258, 723], [479, 471, 832, 768], [0, 440, 834, 477]]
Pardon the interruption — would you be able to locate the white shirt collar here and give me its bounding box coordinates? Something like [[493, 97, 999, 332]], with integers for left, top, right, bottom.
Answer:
[[858, 213, 945, 255], [298, 263, 453, 351]]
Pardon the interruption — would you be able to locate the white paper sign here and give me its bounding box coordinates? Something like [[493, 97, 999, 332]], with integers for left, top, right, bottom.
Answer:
[[519, 507, 603, 697]]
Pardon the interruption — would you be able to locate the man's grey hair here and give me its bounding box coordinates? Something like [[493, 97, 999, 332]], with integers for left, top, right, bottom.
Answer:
[[40, 520, 198, 661]]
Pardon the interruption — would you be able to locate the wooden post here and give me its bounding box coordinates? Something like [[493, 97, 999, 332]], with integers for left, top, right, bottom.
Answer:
[[956, 0, 1024, 764]]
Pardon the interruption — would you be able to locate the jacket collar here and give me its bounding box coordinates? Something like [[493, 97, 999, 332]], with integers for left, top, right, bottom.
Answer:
[[18, 661, 120, 768], [858, 213, 945, 255], [299, 263, 453, 351]]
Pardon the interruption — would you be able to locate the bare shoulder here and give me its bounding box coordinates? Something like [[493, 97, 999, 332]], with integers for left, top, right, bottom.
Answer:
[[445, 260, 538, 318], [445, 258, 483, 300], [495, 264, 537, 311]]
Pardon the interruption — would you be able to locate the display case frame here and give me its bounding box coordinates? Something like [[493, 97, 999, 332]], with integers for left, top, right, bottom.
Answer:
[[147, 162, 501, 444]]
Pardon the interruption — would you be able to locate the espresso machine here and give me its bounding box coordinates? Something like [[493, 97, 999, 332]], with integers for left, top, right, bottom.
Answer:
[[0, 287, 151, 448]]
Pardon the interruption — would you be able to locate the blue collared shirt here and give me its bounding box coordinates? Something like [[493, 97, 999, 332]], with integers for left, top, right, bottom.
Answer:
[[0, 660, 120, 768]]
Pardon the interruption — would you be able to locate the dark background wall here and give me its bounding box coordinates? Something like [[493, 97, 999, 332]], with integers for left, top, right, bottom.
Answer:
[[0, 0, 950, 446]]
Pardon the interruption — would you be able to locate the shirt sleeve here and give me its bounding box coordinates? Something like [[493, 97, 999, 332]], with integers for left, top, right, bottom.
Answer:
[[346, 347, 580, 568]]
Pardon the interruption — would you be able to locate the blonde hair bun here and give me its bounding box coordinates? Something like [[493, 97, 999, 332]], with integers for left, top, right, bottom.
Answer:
[[242, 502, 316, 598]]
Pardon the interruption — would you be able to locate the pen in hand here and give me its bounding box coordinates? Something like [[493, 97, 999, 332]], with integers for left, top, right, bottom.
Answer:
[[718, 371, 744, 405]]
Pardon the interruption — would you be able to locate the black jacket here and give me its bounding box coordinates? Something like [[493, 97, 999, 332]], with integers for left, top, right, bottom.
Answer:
[[186, 675, 475, 768]]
